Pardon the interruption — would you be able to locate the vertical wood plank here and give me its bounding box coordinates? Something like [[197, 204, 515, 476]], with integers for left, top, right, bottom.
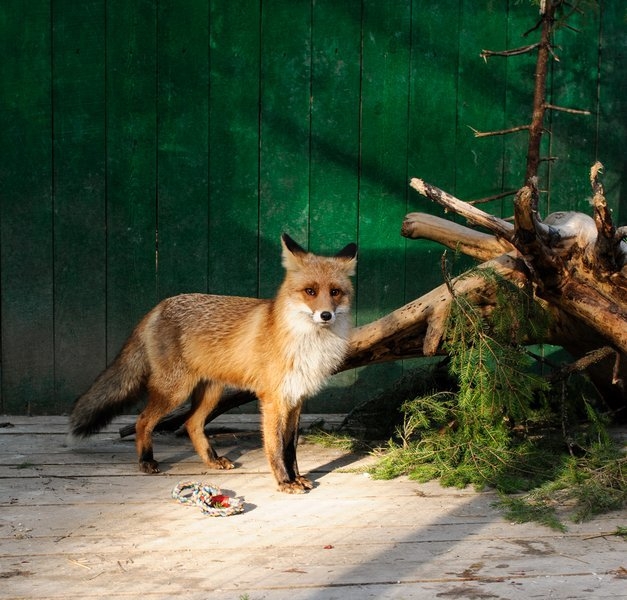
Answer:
[[156, 0, 209, 300], [405, 0, 461, 301], [358, 0, 412, 324], [52, 0, 107, 408], [208, 0, 261, 297], [0, 1, 54, 413], [307, 0, 362, 411], [106, 0, 158, 359], [455, 0, 507, 201], [547, 7, 600, 213], [259, 0, 313, 297], [597, 1, 627, 222], [309, 0, 360, 253], [357, 0, 412, 396]]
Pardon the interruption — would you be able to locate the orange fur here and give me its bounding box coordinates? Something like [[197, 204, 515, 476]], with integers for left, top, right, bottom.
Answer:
[[70, 234, 357, 493]]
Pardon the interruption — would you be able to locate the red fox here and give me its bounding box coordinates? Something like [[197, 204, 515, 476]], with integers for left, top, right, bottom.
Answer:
[[70, 234, 357, 493]]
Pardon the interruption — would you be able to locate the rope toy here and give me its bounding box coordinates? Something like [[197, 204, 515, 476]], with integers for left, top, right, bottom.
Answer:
[[171, 481, 244, 517]]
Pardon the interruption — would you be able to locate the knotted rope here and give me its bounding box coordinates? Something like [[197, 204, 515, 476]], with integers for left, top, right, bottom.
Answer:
[[171, 481, 244, 517]]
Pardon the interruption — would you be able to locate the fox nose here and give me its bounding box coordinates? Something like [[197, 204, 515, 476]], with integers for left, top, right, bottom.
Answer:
[[320, 311, 333, 322]]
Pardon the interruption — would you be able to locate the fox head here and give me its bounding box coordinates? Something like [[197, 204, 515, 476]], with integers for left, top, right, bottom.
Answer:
[[279, 233, 357, 329]]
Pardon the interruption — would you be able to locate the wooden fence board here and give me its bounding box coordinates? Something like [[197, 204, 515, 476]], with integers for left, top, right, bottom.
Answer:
[[354, 0, 413, 398], [405, 0, 461, 299], [258, 0, 313, 297], [51, 0, 107, 407], [155, 1, 209, 299], [455, 0, 508, 201], [0, 1, 54, 414], [207, 0, 261, 297], [309, 0, 361, 253], [105, 0, 158, 359], [305, 0, 363, 410], [548, 6, 601, 213]]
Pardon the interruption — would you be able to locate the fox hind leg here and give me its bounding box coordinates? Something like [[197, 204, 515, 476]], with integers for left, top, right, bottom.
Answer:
[[186, 381, 234, 470], [135, 387, 187, 474], [136, 371, 196, 474]]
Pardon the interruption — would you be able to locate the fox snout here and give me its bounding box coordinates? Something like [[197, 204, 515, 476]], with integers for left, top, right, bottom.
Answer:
[[314, 309, 335, 324]]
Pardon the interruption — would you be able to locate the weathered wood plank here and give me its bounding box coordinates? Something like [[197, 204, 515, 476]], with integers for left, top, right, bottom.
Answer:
[[0, 413, 345, 434], [354, 0, 414, 402], [0, 418, 626, 600]]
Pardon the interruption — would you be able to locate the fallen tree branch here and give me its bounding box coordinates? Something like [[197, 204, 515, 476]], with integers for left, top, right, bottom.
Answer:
[[547, 346, 616, 382], [402, 213, 515, 262], [343, 253, 529, 369], [409, 178, 515, 241], [590, 161, 622, 271]]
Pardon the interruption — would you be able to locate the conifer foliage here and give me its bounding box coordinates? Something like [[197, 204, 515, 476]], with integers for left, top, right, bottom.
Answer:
[[370, 270, 627, 527]]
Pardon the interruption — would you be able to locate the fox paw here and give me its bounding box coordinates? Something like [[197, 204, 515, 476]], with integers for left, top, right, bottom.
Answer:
[[295, 475, 314, 490], [206, 456, 234, 470], [278, 477, 314, 494], [139, 459, 160, 474]]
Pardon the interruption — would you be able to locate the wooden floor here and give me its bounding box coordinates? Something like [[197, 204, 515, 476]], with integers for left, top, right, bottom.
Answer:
[[1, 415, 626, 600]]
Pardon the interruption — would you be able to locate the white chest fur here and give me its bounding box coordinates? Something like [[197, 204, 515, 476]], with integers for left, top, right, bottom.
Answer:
[[281, 322, 350, 406]]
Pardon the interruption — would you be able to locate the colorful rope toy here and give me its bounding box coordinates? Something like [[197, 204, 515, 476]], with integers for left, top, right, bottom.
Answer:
[[171, 481, 244, 517]]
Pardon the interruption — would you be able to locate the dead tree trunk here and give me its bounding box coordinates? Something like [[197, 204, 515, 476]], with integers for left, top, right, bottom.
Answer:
[[395, 165, 626, 407]]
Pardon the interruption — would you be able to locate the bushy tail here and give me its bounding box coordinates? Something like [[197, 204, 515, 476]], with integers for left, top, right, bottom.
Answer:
[[69, 333, 148, 437]]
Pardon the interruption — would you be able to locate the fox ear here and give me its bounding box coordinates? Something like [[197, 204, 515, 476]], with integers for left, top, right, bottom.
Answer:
[[281, 233, 307, 270], [336, 242, 357, 276], [281, 233, 307, 256], [336, 243, 357, 260]]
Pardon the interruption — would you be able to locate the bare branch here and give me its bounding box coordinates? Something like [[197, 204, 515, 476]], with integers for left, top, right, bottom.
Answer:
[[469, 124, 531, 138], [545, 103, 591, 116], [480, 43, 540, 61], [589, 161, 621, 270], [409, 178, 515, 241], [468, 189, 518, 206]]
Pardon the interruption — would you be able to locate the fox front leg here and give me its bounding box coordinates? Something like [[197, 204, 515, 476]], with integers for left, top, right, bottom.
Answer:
[[261, 399, 312, 493], [283, 408, 313, 492]]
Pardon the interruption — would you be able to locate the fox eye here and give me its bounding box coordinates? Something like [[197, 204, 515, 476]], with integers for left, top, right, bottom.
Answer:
[[330, 288, 341, 297], [304, 288, 316, 296]]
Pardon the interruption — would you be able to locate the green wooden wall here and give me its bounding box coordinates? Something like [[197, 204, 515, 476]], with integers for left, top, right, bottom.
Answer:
[[1, 1, 625, 414]]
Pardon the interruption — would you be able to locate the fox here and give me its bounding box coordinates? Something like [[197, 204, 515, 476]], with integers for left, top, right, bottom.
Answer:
[[69, 233, 357, 493]]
